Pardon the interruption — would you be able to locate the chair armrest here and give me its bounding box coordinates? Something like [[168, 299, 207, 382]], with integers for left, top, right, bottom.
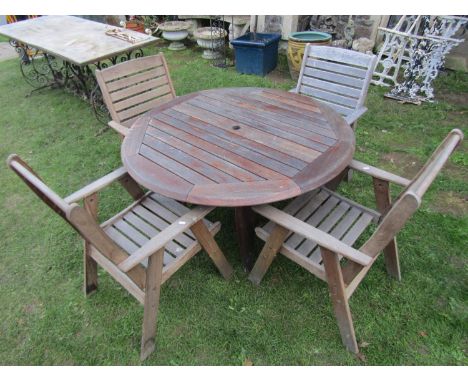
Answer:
[[349, 160, 411, 187], [252, 204, 373, 266], [344, 106, 367, 125], [118, 206, 216, 272], [108, 121, 129, 136], [64, 167, 128, 204]]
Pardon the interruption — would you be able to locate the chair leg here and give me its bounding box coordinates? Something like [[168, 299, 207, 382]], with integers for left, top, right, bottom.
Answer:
[[140, 248, 164, 361], [372, 178, 401, 280], [321, 247, 359, 354], [191, 220, 234, 280], [248, 224, 289, 285], [83, 241, 98, 295], [83, 194, 99, 296]]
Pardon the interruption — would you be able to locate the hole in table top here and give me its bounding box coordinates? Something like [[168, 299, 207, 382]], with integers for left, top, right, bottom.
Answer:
[[232, 125, 241, 130]]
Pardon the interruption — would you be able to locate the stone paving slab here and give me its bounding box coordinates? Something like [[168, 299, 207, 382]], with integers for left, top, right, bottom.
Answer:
[[0, 42, 18, 62]]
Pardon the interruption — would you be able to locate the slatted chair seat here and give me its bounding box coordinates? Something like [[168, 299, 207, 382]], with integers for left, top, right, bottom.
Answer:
[[101, 192, 220, 277], [249, 129, 463, 355], [291, 45, 377, 129], [7, 155, 233, 361], [256, 188, 379, 281]]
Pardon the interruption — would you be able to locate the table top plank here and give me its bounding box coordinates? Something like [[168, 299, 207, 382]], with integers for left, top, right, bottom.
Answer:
[[122, 88, 355, 207], [158, 110, 306, 172], [145, 126, 265, 182], [193, 95, 333, 151], [171, 102, 321, 163], [146, 119, 289, 181], [0, 16, 157, 66], [208, 91, 337, 139]]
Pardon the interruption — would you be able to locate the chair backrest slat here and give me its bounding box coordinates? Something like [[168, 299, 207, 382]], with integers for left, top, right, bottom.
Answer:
[[96, 53, 176, 128], [361, 129, 464, 257], [296, 45, 377, 118]]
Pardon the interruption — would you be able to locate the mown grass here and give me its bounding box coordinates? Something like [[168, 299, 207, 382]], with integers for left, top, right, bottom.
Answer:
[[0, 40, 466, 365]]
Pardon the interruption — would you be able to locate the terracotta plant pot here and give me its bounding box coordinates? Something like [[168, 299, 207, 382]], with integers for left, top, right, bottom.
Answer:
[[124, 21, 145, 34], [287, 31, 332, 80]]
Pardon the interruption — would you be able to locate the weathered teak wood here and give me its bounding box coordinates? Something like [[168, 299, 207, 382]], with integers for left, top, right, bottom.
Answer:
[[249, 129, 463, 354], [292, 45, 377, 129], [373, 178, 401, 280], [121, 87, 355, 207], [95, 53, 176, 135], [0, 16, 158, 66], [83, 193, 99, 295], [7, 154, 232, 361]]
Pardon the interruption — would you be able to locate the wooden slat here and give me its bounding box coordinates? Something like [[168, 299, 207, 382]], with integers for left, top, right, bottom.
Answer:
[[308, 97, 354, 117], [106, 225, 139, 254], [202, 93, 336, 140], [171, 102, 321, 163], [263, 189, 319, 233], [144, 128, 263, 182], [107, 66, 166, 92], [113, 219, 149, 247], [302, 66, 365, 89], [301, 76, 362, 99], [122, 155, 193, 202], [156, 110, 304, 174], [299, 85, 359, 108], [132, 204, 195, 247], [307, 207, 364, 264], [297, 200, 350, 256], [261, 89, 324, 113], [139, 143, 215, 185], [111, 79, 170, 103], [195, 95, 333, 151], [306, 59, 368, 79], [341, 213, 374, 246], [147, 120, 289, 181], [123, 212, 186, 258], [285, 191, 333, 248], [255, 227, 327, 281], [118, 205, 215, 272], [117, 93, 173, 122], [252, 204, 373, 266], [306, 45, 374, 68], [99, 54, 163, 82]]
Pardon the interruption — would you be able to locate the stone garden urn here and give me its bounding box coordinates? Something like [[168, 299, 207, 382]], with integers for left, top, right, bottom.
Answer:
[[159, 21, 191, 50], [193, 27, 228, 59]]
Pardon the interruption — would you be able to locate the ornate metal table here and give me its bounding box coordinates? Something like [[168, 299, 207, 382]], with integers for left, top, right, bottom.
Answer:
[[121, 87, 355, 269], [0, 15, 158, 122]]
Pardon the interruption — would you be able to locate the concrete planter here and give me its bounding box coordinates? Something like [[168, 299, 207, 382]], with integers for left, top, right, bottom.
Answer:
[[194, 27, 227, 59], [159, 21, 191, 50]]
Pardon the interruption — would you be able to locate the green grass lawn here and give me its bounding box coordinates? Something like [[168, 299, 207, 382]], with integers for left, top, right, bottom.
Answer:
[[0, 41, 467, 365]]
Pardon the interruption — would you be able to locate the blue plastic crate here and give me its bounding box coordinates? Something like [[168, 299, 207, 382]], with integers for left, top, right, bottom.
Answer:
[[231, 32, 281, 76]]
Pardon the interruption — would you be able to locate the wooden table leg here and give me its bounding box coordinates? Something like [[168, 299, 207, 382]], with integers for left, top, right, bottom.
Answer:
[[235, 206, 256, 271]]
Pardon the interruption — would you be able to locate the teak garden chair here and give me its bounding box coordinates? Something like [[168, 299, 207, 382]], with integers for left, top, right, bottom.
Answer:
[[7, 154, 233, 361], [95, 53, 176, 138], [248, 129, 463, 354], [291, 45, 377, 130]]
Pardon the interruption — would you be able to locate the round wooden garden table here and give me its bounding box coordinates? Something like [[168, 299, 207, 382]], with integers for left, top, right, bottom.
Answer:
[[121, 87, 355, 270]]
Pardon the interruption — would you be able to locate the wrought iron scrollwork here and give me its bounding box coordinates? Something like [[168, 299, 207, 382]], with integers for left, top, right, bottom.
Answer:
[[11, 40, 145, 124]]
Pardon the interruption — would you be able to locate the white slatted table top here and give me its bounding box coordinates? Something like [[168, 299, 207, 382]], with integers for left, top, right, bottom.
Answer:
[[0, 16, 158, 66]]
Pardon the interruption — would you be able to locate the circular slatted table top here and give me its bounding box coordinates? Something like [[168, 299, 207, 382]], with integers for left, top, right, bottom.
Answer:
[[122, 87, 355, 207]]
